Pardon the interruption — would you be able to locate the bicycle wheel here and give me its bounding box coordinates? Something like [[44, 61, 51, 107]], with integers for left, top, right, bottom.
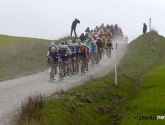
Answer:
[[59, 63, 62, 82], [50, 65, 54, 83], [97, 52, 100, 65], [72, 59, 75, 75], [81, 59, 84, 75], [110, 48, 111, 59], [91, 53, 95, 68], [50, 67, 52, 83], [69, 59, 73, 77]]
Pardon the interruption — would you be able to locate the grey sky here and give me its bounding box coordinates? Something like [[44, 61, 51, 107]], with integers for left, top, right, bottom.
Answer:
[[0, 0, 165, 41]]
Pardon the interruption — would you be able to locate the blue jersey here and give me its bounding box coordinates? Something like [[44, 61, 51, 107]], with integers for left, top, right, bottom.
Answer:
[[89, 44, 97, 53], [70, 47, 76, 54], [85, 40, 97, 53]]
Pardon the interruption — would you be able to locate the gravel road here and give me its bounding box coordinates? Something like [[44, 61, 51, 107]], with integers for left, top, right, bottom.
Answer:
[[0, 41, 127, 125]]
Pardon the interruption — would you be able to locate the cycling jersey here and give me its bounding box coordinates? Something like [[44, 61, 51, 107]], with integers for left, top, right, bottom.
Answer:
[[80, 46, 87, 59], [50, 51, 58, 65], [75, 46, 81, 59], [59, 49, 68, 63], [102, 38, 107, 44], [106, 42, 112, 47], [80, 46, 87, 54], [102, 32, 109, 39], [96, 40, 103, 50], [88, 43, 97, 53]]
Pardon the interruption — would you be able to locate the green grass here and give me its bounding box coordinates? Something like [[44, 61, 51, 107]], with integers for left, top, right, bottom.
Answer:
[[0, 34, 50, 59], [13, 33, 165, 125], [0, 34, 72, 81], [120, 65, 165, 125]]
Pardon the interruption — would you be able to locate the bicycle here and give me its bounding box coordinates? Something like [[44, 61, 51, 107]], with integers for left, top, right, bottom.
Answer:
[[80, 57, 85, 75], [97, 50, 102, 65], [50, 62, 55, 83], [67, 57, 72, 77], [67, 57, 71, 77], [58, 61, 64, 82], [106, 47, 112, 59], [90, 52, 96, 68], [70, 55, 76, 75]]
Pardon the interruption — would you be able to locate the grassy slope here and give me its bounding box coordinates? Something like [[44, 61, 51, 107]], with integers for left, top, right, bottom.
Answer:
[[120, 65, 165, 125], [43, 33, 165, 125], [0, 35, 72, 81], [13, 33, 165, 125]]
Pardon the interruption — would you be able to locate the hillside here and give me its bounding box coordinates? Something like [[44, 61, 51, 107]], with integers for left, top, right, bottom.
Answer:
[[0, 34, 71, 81], [13, 32, 165, 125]]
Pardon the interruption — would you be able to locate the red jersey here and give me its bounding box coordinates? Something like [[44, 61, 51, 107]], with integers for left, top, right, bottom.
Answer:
[[80, 46, 87, 54], [96, 40, 103, 49]]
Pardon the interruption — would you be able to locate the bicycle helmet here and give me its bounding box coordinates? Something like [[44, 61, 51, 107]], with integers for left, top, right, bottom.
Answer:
[[70, 43, 74, 47], [74, 43, 78, 47], [51, 47, 56, 51], [76, 39, 81, 43], [61, 42, 65, 45], [61, 45, 65, 49], [51, 41, 55, 44], [83, 43, 87, 47], [67, 40, 71, 45]]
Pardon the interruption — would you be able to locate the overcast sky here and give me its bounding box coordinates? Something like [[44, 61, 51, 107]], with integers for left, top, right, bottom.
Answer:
[[0, 0, 165, 42]]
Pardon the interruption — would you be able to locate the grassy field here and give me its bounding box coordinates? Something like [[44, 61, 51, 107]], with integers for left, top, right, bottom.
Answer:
[[0, 34, 72, 81], [12, 32, 165, 125], [0, 34, 49, 60], [120, 65, 165, 125]]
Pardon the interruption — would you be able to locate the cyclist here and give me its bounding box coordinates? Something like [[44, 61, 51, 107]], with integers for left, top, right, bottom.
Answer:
[[74, 42, 82, 74], [50, 47, 59, 80], [89, 41, 97, 64], [66, 43, 72, 75], [47, 41, 58, 72], [80, 43, 88, 73], [84, 42, 89, 71], [95, 38, 103, 60], [102, 31, 109, 39], [105, 39, 113, 58], [106, 38, 113, 50], [101, 36, 107, 49], [79, 33, 85, 42], [70, 43, 76, 75], [72, 37, 77, 44], [58, 45, 68, 80], [100, 23, 105, 32], [84, 32, 89, 40]]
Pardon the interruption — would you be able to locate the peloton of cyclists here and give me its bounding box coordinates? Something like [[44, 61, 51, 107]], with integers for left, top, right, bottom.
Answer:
[[47, 23, 126, 81]]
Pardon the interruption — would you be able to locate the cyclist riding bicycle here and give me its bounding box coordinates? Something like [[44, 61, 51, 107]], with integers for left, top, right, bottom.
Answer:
[[70, 43, 77, 75], [95, 38, 103, 60], [50, 47, 59, 80], [66, 43, 72, 75], [58, 45, 68, 80], [47, 41, 58, 72], [89, 41, 97, 63], [101, 36, 107, 49], [74, 42, 81, 73], [80, 43, 88, 73], [105, 39, 113, 50]]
